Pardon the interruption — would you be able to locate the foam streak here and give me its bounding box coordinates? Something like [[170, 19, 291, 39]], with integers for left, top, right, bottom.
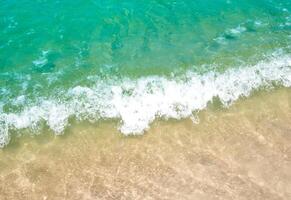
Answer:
[[0, 55, 290, 147]]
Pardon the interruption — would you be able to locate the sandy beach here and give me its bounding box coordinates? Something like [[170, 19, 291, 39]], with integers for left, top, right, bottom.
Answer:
[[0, 88, 291, 200], [1, 1, 291, 199]]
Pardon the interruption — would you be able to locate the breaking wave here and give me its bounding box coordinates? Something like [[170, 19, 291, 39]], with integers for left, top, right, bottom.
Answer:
[[0, 54, 291, 147]]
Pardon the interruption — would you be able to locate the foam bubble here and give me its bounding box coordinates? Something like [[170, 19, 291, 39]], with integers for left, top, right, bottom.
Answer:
[[214, 24, 248, 44], [0, 54, 290, 147], [12, 95, 26, 106], [32, 50, 49, 67], [229, 26, 247, 35], [0, 115, 9, 148]]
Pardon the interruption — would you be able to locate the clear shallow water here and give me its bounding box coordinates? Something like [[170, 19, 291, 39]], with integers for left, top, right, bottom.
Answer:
[[1, 89, 291, 200], [0, 0, 291, 147]]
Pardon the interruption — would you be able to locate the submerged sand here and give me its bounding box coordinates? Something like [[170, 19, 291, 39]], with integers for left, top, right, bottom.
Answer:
[[0, 88, 291, 200]]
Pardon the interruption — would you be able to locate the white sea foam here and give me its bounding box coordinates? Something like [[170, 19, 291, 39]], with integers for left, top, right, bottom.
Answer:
[[229, 26, 247, 35], [214, 24, 247, 44], [0, 55, 291, 147], [32, 50, 49, 67], [12, 95, 26, 106]]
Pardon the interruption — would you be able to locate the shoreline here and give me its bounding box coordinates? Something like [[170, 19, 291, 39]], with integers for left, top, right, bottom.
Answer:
[[1, 88, 291, 199], [1, 54, 290, 144]]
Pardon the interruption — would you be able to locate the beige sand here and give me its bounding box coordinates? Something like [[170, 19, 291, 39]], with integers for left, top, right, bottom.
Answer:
[[0, 88, 291, 200]]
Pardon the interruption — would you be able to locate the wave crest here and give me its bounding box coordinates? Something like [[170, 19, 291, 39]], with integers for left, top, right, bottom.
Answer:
[[0, 55, 291, 147]]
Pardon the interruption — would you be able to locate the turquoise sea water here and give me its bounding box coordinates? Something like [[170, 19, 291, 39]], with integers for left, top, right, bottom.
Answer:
[[0, 0, 291, 147]]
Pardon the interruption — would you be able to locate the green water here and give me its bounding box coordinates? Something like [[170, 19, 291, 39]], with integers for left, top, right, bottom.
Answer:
[[0, 0, 290, 147]]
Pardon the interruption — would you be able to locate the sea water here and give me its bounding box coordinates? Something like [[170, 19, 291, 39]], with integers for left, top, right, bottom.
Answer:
[[0, 0, 290, 147]]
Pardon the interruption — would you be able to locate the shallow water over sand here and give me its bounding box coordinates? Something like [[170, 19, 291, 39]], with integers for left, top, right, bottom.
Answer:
[[1, 0, 291, 145], [1, 88, 291, 200]]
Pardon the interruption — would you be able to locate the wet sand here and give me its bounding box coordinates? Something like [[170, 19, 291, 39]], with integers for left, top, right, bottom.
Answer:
[[0, 88, 291, 200]]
